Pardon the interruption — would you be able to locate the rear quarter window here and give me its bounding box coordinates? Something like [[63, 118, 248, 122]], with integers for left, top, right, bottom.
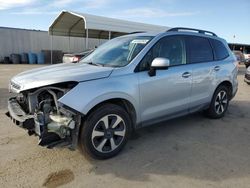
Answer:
[[186, 36, 213, 63], [210, 39, 229, 60]]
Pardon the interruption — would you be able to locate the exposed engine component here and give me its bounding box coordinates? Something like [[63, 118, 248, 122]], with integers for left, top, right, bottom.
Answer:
[[47, 114, 75, 138], [10, 83, 80, 149]]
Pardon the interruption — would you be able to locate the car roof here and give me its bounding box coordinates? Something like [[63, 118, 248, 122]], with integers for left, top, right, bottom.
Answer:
[[124, 28, 224, 42]]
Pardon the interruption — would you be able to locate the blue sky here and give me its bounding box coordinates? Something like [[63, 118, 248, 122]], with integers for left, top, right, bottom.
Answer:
[[0, 0, 249, 44]]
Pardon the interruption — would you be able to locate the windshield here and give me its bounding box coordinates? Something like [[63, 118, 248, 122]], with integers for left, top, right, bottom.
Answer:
[[80, 35, 153, 67]]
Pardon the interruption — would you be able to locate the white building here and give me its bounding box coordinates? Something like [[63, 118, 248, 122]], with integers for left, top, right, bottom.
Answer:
[[0, 11, 170, 63]]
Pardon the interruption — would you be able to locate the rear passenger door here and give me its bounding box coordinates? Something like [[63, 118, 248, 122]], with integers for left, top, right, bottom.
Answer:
[[186, 36, 215, 112]]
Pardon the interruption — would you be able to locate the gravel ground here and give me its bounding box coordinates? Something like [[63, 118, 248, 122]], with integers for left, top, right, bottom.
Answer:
[[0, 64, 250, 188]]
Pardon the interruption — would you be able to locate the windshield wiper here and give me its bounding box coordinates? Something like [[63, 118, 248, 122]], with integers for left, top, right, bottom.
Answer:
[[86, 62, 104, 67]]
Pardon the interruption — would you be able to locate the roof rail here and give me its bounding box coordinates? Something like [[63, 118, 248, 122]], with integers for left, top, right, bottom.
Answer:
[[167, 27, 217, 37], [129, 31, 146, 34]]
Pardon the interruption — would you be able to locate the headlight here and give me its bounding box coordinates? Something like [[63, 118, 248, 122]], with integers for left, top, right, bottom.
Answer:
[[9, 80, 21, 93]]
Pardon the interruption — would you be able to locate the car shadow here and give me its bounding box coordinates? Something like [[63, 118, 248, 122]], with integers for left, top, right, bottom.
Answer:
[[88, 99, 250, 182]]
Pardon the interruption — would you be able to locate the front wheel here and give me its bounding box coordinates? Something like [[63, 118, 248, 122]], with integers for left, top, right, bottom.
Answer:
[[205, 85, 229, 119], [80, 104, 131, 159]]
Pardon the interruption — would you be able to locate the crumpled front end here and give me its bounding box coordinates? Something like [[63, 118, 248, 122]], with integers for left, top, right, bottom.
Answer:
[[6, 81, 82, 150]]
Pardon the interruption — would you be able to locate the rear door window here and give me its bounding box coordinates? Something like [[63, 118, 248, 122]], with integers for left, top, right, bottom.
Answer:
[[186, 36, 213, 63], [210, 39, 229, 60]]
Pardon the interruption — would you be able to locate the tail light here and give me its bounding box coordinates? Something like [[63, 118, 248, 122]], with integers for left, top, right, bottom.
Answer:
[[72, 56, 80, 62]]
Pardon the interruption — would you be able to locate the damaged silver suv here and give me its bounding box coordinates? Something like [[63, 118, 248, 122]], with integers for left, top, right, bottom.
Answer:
[[6, 28, 238, 159]]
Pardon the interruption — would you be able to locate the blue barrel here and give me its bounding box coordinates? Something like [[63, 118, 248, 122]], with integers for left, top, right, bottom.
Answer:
[[37, 52, 45, 64], [28, 52, 37, 64], [21, 53, 28, 64]]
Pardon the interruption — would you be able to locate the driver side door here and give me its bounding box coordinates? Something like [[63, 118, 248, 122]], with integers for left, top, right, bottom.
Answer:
[[136, 35, 193, 125]]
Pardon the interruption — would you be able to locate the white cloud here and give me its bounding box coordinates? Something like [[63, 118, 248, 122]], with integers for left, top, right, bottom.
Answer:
[[8, 0, 110, 15], [8, 0, 71, 15], [84, 0, 112, 8], [50, 0, 75, 8], [11, 10, 59, 15], [120, 8, 199, 18], [0, 0, 34, 10]]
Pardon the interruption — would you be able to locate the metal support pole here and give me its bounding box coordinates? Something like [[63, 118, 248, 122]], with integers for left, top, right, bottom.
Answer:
[[50, 35, 53, 64], [108, 31, 111, 40], [68, 36, 70, 53], [86, 29, 89, 50]]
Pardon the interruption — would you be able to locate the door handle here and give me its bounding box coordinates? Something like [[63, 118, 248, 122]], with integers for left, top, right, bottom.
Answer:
[[214, 66, 220, 71], [182, 72, 191, 78]]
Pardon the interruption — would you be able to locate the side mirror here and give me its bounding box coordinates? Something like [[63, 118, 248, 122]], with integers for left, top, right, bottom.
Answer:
[[148, 57, 170, 76]]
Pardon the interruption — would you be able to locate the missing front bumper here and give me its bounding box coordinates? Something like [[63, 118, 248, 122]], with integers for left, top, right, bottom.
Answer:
[[6, 97, 80, 150], [6, 98, 34, 131]]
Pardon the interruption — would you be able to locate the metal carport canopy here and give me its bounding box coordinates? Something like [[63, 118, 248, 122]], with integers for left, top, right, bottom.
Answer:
[[49, 10, 170, 39]]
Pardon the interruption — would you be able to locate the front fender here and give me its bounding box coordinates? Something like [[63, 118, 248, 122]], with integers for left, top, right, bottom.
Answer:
[[58, 74, 141, 123]]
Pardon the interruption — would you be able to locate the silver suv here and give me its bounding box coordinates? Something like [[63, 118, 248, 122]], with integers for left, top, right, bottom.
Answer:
[[6, 28, 238, 159]]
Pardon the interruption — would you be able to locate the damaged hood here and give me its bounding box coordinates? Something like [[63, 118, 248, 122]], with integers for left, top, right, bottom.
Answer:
[[10, 63, 114, 92]]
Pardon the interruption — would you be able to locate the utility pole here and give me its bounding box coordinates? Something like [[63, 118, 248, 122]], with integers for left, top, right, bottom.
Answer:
[[233, 35, 236, 51]]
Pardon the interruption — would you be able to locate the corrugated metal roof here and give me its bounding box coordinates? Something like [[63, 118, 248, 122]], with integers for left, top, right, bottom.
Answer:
[[49, 11, 169, 39]]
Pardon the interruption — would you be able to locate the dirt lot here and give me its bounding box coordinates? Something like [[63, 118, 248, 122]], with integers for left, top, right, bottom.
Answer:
[[0, 64, 250, 188]]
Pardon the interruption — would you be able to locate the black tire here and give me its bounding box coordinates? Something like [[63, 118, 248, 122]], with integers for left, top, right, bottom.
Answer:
[[80, 103, 132, 159], [205, 85, 230, 119]]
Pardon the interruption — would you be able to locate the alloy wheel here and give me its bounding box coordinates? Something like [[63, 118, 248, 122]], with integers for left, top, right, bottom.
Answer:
[[214, 90, 228, 115], [91, 114, 126, 153]]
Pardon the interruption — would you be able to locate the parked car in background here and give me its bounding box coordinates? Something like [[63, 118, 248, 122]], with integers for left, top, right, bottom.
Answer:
[[6, 28, 238, 159], [243, 52, 250, 60], [245, 58, 250, 68], [63, 49, 94, 63], [245, 66, 250, 85], [233, 50, 246, 64]]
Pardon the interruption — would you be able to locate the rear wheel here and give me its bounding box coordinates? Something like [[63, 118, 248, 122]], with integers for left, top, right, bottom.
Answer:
[[80, 103, 131, 159], [205, 85, 229, 119]]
